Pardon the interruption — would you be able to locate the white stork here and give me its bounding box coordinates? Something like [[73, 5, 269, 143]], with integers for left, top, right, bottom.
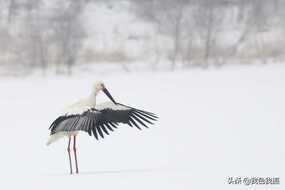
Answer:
[[47, 82, 157, 174]]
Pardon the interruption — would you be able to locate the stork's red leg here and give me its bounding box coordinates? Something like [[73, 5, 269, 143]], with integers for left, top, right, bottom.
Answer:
[[73, 135, 79, 174], [67, 136, 73, 174]]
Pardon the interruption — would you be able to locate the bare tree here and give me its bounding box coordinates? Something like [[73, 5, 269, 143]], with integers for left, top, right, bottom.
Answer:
[[193, 0, 223, 67], [131, 0, 192, 69], [160, 0, 191, 69], [7, 0, 17, 23], [248, 0, 271, 64], [22, 0, 49, 74], [130, 0, 162, 69], [50, 0, 86, 75]]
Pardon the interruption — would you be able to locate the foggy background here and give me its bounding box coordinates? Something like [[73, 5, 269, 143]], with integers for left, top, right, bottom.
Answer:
[[0, 0, 284, 76], [0, 1, 284, 190]]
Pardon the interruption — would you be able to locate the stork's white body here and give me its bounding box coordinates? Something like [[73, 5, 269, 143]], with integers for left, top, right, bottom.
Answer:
[[64, 95, 96, 115], [47, 89, 98, 145]]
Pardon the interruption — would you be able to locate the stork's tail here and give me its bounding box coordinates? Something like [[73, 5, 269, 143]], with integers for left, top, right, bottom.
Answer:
[[46, 133, 63, 146]]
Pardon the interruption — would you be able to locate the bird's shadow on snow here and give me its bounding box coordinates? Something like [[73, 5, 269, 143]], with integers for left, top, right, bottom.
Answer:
[[47, 168, 190, 177]]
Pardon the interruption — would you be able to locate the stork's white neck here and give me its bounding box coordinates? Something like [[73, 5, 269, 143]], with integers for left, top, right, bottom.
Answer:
[[92, 87, 102, 96], [88, 92, 97, 106]]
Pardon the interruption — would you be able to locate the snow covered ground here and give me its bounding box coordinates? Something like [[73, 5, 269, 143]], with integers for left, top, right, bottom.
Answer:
[[0, 64, 284, 189]]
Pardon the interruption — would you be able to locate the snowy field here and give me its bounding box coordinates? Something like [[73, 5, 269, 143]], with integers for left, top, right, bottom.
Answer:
[[0, 64, 284, 190]]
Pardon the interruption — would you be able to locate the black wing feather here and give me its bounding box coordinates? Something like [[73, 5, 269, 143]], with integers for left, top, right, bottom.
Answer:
[[105, 122, 114, 131], [132, 114, 149, 128], [48, 103, 158, 140], [109, 122, 118, 129], [101, 124, 110, 135], [97, 125, 104, 138], [129, 116, 141, 130], [134, 110, 157, 121], [133, 112, 154, 124], [92, 127, 98, 140]]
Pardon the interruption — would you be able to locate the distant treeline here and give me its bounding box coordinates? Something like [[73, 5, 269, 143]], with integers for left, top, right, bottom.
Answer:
[[0, 0, 284, 75]]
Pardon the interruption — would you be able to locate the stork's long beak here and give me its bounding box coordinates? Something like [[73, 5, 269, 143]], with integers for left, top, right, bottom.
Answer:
[[103, 88, 117, 104]]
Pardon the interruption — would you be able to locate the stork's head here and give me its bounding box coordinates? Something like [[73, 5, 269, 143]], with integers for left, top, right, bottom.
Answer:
[[93, 81, 117, 104]]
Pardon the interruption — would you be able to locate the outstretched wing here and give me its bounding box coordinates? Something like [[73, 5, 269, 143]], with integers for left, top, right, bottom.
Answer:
[[49, 102, 158, 140]]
